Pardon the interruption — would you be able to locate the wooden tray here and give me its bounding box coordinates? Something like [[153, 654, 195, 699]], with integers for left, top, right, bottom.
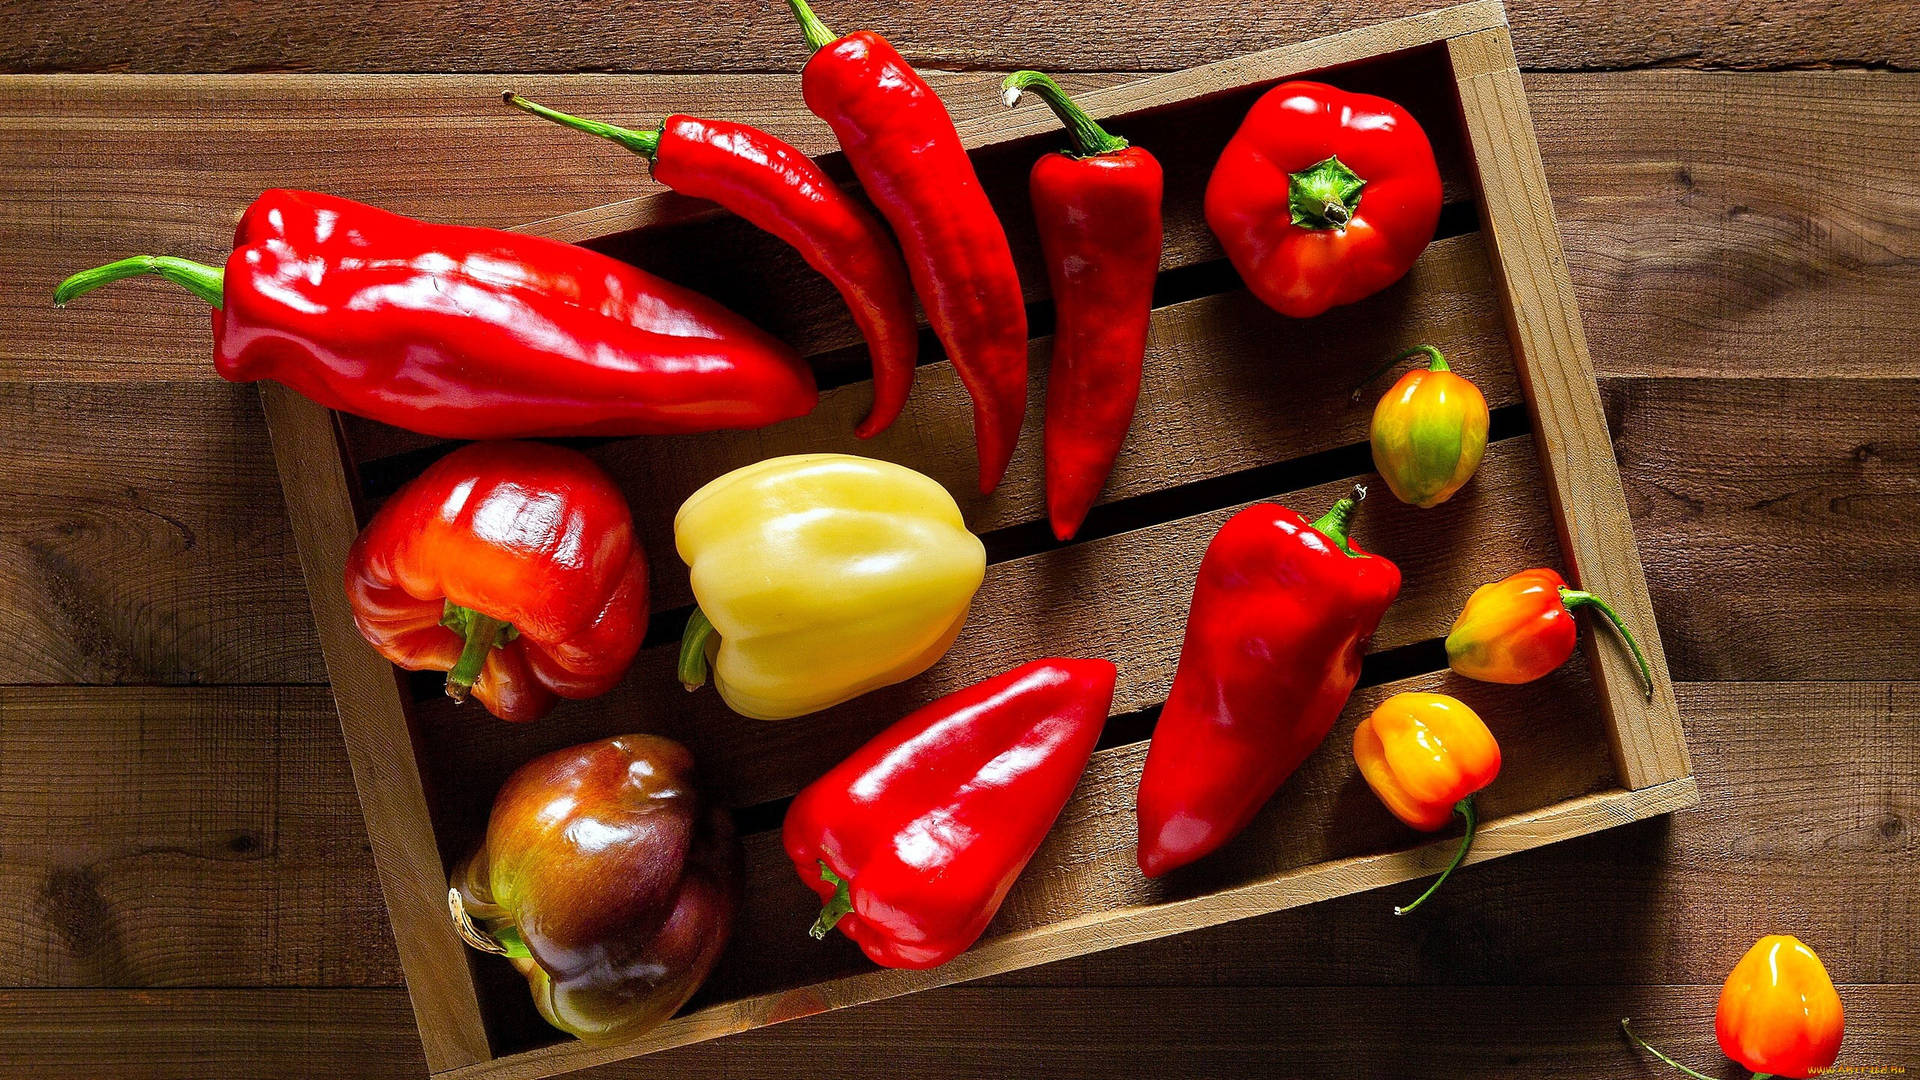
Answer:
[[262, 2, 1696, 1076]]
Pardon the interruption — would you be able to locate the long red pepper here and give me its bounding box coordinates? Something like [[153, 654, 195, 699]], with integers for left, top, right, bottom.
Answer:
[[54, 189, 817, 440], [504, 93, 919, 438], [1004, 71, 1163, 540], [1136, 489, 1401, 877], [785, 658, 1117, 969], [785, 0, 1029, 493]]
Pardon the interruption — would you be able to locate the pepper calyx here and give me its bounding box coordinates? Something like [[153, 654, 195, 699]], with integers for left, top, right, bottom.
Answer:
[[1288, 155, 1367, 230], [809, 861, 855, 940], [440, 601, 518, 704]]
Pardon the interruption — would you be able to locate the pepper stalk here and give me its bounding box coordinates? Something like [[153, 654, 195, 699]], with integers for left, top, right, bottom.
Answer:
[[55, 256, 226, 308], [1392, 797, 1477, 916], [1001, 71, 1128, 158]]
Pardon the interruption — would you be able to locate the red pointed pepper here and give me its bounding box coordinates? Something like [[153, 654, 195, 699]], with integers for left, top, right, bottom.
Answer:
[[785, 0, 1029, 492], [344, 441, 649, 723], [504, 93, 919, 438], [55, 189, 817, 439], [1205, 81, 1442, 318], [1137, 489, 1401, 877], [1003, 71, 1164, 540], [784, 658, 1117, 969]]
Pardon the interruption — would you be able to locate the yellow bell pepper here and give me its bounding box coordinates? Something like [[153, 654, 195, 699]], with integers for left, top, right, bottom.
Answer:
[[674, 454, 987, 720], [1365, 344, 1488, 509]]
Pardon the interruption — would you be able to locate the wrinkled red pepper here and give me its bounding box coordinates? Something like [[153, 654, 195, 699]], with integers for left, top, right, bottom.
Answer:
[[1137, 489, 1401, 877], [343, 441, 649, 723], [785, 658, 1117, 968], [1003, 71, 1164, 541], [55, 189, 817, 439], [1205, 81, 1442, 318], [786, 0, 1030, 493], [504, 93, 919, 438]]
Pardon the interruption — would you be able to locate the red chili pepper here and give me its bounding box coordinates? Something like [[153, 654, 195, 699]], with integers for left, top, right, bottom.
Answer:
[[1204, 81, 1442, 318], [785, 0, 1029, 493], [1003, 71, 1164, 541], [504, 93, 919, 438], [343, 441, 649, 723], [54, 189, 817, 439], [784, 657, 1117, 969], [1136, 489, 1401, 877]]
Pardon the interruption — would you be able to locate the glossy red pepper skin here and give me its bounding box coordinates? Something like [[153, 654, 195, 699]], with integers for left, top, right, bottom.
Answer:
[[343, 441, 649, 723], [1204, 81, 1442, 318], [1136, 494, 1401, 877], [1007, 73, 1165, 541], [58, 189, 817, 439], [784, 658, 1117, 969], [790, 1, 1029, 493], [505, 95, 918, 438]]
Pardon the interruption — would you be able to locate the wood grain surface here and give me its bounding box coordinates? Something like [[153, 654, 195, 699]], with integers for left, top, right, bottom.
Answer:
[[2, 5, 1918, 1077]]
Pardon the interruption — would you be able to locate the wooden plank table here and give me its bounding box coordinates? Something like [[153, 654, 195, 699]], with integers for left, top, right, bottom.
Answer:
[[2, 1, 1917, 1075]]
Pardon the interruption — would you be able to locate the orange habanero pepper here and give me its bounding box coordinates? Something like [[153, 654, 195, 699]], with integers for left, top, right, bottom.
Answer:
[[1623, 934, 1844, 1080], [1352, 691, 1500, 915], [1446, 567, 1654, 701]]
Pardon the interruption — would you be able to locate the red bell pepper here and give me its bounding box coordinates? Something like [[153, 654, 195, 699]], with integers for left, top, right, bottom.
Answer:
[[343, 441, 649, 723], [55, 189, 817, 439], [785, 0, 1030, 493], [504, 93, 919, 438], [1136, 489, 1401, 877], [784, 657, 1117, 969], [1003, 71, 1164, 541], [1204, 81, 1442, 318]]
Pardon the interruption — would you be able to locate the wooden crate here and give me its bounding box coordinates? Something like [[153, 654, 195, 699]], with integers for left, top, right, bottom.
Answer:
[[261, 2, 1696, 1076]]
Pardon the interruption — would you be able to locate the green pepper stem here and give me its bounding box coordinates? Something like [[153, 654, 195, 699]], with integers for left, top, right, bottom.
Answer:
[[786, 0, 840, 52], [502, 92, 663, 159], [809, 862, 855, 940], [1350, 344, 1448, 402], [1619, 1018, 1728, 1080], [1560, 587, 1656, 702], [678, 607, 719, 692], [1001, 71, 1128, 158], [1288, 155, 1367, 231], [439, 602, 515, 704], [1394, 797, 1477, 916], [55, 256, 225, 309], [1309, 484, 1368, 558]]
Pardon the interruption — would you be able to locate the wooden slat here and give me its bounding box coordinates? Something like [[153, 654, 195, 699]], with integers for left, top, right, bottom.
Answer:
[[1450, 28, 1687, 791], [11, 72, 1919, 385], [0, 685, 393, 988], [2, 682, 1907, 995], [696, 663, 1620, 1014], [257, 384, 491, 1071], [1, 983, 1911, 1080], [566, 232, 1517, 614], [454, 779, 1699, 1079], [9, 0, 1918, 74], [0, 381, 323, 684], [410, 436, 1563, 832]]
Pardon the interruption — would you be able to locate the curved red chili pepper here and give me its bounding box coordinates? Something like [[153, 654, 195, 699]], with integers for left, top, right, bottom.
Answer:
[[1004, 72, 1164, 541], [1136, 490, 1401, 877], [785, 0, 1030, 493], [1205, 81, 1442, 318], [54, 189, 817, 439], [504, 93, 919, 438], [343, 441, 649, 723]]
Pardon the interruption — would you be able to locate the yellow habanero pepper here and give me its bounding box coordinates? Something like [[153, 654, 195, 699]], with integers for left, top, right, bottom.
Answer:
[[674, 454, 987, 720], [1360, 344, 1488, 508]]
